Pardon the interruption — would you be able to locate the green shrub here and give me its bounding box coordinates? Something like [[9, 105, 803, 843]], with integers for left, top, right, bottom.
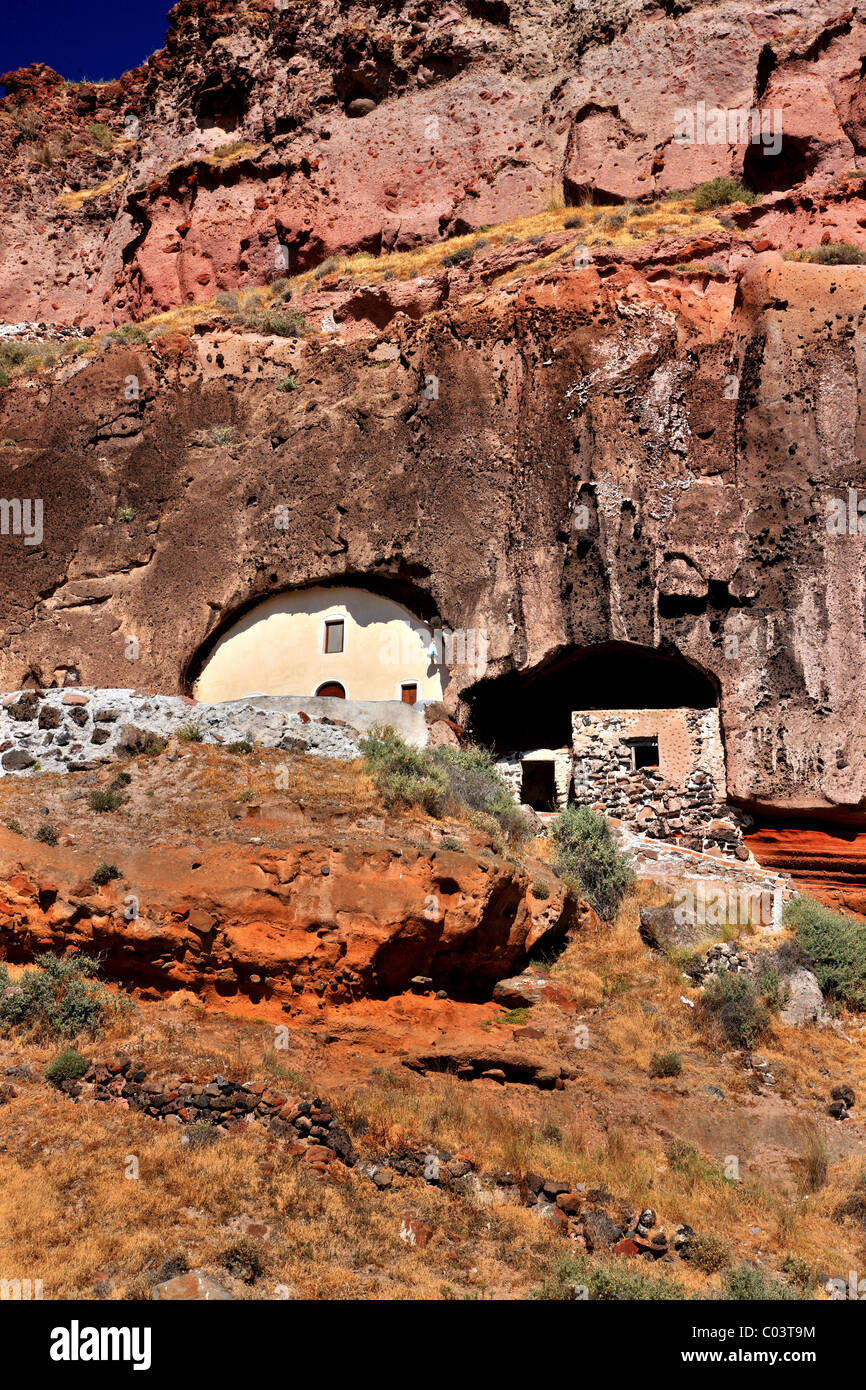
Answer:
[[697, 972, 770, 1047], [92, 863, 120, 885], [276, 376, 297, 392], [178, 722, 203, 743], [723, 1266, 797, 1301], [88, 121, 114, 149], [245, 307, 310, 338], [431, 745, 530, 843], [533, 1253, 685, 1300], [45, 1047, 90, 1085], [531, 879, 551, 900], [442, 245, 474, 267], [87, 786, 127, 813], [649, 1051, 682, 1078], [691, 177, 757, 211], [107, 323, 148, 344], [551, 806, 633, 920], [780, 1254, 820, 1292], [687, 1232, 731, 1273], [0, 953, 129, 1039], [784, 894, 866, 1011], [360, 726, 449, 816], [439, 835, 463, 852], [358, 728, 529, 838], [35, 824, 59, 846], [209, 425, 233, 446], [793, 242, 866, 266], [6, 819, 24, 836], [227, 739, 253, 754], [117, 505, 136, 522]]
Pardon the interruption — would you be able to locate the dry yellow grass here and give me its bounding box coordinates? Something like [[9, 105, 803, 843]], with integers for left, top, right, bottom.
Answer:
[[56, 175, 126, 211]]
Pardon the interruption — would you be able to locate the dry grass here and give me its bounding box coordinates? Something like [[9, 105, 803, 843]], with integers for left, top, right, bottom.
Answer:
[[57, 176, 125, 211]]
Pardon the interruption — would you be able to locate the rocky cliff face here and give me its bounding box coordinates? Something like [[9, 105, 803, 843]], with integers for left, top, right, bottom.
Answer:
[[2, 0, 866, 326], [1, 0, 865, 832]]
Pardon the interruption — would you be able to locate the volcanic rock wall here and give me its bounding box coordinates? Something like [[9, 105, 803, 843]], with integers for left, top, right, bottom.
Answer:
[[3, 0, 866, 326]]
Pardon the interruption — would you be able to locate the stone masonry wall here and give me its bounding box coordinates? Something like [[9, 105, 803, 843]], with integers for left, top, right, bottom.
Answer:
[[571, 708, 747, 858], [0, 688, 425, 775]]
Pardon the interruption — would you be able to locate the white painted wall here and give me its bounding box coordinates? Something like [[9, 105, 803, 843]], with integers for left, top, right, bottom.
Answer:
[[194, 585, 445, 703]]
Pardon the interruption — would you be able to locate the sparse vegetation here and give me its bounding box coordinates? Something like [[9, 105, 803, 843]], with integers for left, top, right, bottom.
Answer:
[[534, 1253, 685, 1300], [442, 245, 474, 267], [788, 242, 866, 266], [723, 1265, 796, 1300], [45, 1047, 90, 1086], [551, 806, 633, 920], [276, 375, 297, 392], [87, 121, 114, 150], [649, 1051, 682, 1078], [358, 727, 530, 841], [87, 786, 127, 814], [531, 879, 551, 900], [209, 425, 234, 447], [5, 818, 24, 835], [92, 863, 121, 886], [35, 823, 59, 846], [243, 306, 311, 338], [696, 971, 770, 1048], [227, 739, 253, 754], [691, 177, 757, 211], [687, 1232, 731, 1273], [178, 722, 204, 743], [117, 505, 136, 523], [0, 953, 129, 1039], [784, 894, 866, 1011]]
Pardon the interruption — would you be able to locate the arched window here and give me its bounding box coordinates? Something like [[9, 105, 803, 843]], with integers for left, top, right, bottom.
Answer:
[[315, 681, 346, 699]]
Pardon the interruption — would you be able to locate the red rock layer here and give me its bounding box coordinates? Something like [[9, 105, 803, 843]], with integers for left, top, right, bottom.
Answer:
[[745, 825, 866, 920]]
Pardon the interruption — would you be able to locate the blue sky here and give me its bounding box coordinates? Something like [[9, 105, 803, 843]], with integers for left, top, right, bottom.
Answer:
[[2, 0, 171, 87]]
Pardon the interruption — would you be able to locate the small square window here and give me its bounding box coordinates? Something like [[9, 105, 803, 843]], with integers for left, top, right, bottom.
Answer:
[[324, 619, 344, 654], [401, 683, 418, 705], [628, 737, 659, 770]]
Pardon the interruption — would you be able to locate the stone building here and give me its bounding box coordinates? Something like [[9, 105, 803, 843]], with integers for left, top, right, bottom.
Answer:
[[498, 705, 746, 857]]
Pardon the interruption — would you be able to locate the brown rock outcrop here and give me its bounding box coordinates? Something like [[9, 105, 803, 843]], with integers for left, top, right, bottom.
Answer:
[[0, 829, 577, 1005]]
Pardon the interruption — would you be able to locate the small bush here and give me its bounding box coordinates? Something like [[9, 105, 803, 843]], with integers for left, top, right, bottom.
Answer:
[[533, 1253, 685, 1301], [313, 257, 339, 280], [6, 819, 24, 836], [88, 121, 114, 149], [215, 291, 240, 313], [183, 1121, 219, 1150], [691, 177, 757, 211], [649, 1051, 682, 1078], [780, 1254, 820, 1292], [697, 972, 770, 1047], [220, 1237, 264, 1283], [45, 1047, 90, 1086], [107, 323, 148, 344], [276, 376, 297, 392], [564, 214, 584, 229], [439, 835, 463, 852], [442, 245, 474, 267], [605, 212, 626, 230], [551, 806, 633, 920], [431, 745, 530, 843], [245, 307, 311, 338], [209, 425, 233, 447], [87, 786, 127, 813], [794, 242, 866, 266], [35, 824, 59, 846], [0, 953, 129, 1039], [92, 863, 120, 885], [723, 1266, 796, 1301], [178, 722, 203, 743], [227, 739, 253, 754], [784, 894, 866, 1011], [687, 1232, 731, 1273], [117, 505, 136, 522], [531, 879, 551, 900]]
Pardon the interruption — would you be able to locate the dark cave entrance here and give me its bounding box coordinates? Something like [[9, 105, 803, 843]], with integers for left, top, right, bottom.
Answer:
[[466, 641, 718, 756]]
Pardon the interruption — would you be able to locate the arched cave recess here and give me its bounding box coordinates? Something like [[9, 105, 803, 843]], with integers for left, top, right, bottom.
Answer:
[[182, 570, 442, 697], [465, 641, 719, 757]]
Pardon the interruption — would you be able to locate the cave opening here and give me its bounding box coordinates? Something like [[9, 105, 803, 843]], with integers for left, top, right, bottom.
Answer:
[[466, 641, 718, 756]]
